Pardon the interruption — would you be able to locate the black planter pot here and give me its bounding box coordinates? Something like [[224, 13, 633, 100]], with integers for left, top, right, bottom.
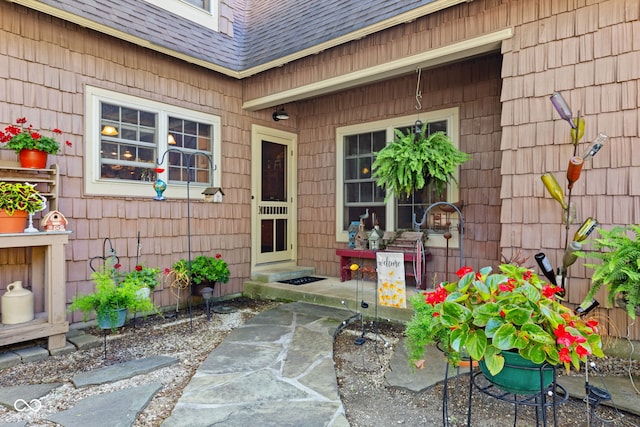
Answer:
[[191, 281, 217, 297]]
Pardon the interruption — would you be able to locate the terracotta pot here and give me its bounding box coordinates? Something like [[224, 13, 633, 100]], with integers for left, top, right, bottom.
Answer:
[[19, 149, 48, 169], [0, 209, 28, 234]]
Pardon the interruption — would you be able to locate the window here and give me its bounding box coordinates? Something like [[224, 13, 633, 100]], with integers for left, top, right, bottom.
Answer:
[[142, 0, 218, 31], [86, 86, 221, 199], [336, 108, 461, 248]]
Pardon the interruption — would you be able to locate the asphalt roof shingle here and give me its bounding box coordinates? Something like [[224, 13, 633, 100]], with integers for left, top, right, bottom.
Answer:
[[26, 0, 442, 72]]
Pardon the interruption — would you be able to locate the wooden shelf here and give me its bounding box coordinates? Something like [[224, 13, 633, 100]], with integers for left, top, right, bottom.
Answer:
[[0, 163, 59, 210], [0, 163, 68, 350]]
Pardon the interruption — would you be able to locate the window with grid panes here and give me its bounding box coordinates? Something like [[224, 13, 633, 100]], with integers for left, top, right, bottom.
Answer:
[[336, 108, 460, 248], [86, 86, 221, 199]]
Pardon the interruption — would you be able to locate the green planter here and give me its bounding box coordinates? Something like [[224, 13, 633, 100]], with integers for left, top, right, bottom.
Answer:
[[479, 351, 555, 395]]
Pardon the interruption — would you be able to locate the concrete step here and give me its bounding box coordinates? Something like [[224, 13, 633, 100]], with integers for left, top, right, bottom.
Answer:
[[250, 266, 315, 283]]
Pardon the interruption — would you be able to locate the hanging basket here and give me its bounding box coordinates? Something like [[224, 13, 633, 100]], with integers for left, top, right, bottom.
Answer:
[[0, 209, 28, 234], [19, 149, 48, 169], [479, 351, 555, 395]]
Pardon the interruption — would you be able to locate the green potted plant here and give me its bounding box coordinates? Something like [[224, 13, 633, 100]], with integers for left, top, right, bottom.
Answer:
[[371, 125, 470, 201], [69, 262, 158, 331], [406, 264, 604, 394], [1, 117, 72, 168], [122, 265, 161, 293], [167, 254, 230, 296], [0, 181, 46, 233], [580, 224, 640, 319]]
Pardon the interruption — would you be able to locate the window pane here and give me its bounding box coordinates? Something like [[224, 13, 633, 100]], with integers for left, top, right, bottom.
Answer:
[[99, 102, 157, 182], [343, 130, 386, 229], [167, 116, 213, 184]]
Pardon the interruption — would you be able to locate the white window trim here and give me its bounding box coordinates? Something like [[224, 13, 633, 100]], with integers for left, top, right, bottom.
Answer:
[[85, 86, 221, 200], [142, 0, 219, 31], [336, 108, 461, 249]]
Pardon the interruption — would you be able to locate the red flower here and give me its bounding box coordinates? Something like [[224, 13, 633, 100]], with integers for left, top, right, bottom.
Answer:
[[425, 286, 448, 306], [522, 270, 533, 281], [163, 267, 171, 275], [432, 312, 440, 317], [576, 344, 590, 357], [455, 266, 473, 278], [542, 284, 563, 299], [215, 253, 222, 259], [586, 319, 599, 331], [30, 132, 41, 139], [499, 310, 506, 318], [558, 347, 571, 363], [499, 279, 516, 292], [16, 117, 27, 124], [135, 265, 143, 272], [53, 128, 62, 134], [475, 272, 482, 280], [66, 140, 72, 147], [114, 263, 122, 269]]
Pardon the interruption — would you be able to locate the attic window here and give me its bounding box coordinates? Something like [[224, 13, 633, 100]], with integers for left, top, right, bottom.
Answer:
[[143, 0, 219, 31]]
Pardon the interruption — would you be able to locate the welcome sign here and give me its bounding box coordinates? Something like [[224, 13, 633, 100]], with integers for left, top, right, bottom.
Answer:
[[375, 252, 406, 308]]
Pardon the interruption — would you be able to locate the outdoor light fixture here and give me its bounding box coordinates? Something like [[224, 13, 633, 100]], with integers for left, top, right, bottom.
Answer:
[[101, 125, 118, 136], [272, 106, 289, 121], [201, 286, 214, 321]]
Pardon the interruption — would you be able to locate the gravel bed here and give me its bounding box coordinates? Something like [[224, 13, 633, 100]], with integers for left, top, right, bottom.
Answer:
[[1, 299, 639, 426], [334, 321, 640, 427]]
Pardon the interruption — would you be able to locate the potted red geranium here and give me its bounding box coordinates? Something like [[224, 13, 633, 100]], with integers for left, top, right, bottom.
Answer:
[[1, 117, 72, 168]]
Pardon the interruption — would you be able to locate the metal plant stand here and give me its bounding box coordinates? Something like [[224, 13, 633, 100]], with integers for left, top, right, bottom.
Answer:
[[471, 364, 569, 427]]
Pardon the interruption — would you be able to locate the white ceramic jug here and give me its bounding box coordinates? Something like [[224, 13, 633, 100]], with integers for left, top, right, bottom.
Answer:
[[1, 281, 34, 324]]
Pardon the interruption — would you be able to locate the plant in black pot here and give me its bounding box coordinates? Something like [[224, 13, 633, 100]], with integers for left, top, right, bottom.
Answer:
[[69, 262, 158, 331], [580, 224, 640, 319], [169, 253, 230, 296], [371, 124, 470, 201], [406, 264, 604, 394]]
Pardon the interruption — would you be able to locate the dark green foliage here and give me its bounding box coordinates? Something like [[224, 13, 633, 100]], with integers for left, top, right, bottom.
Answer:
[[371, 126, 470, 201], [582, 224, 640, 319]]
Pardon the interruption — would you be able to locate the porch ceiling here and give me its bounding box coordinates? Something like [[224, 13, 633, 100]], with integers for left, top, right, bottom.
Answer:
[[242, 28, 513, 111]]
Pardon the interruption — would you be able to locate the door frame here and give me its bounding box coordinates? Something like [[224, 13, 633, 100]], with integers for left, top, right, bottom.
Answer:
[[251, 124, 298, 270]]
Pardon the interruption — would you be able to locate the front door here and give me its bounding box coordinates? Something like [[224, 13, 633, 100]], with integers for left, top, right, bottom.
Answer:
[[251, 125, 297, 267]]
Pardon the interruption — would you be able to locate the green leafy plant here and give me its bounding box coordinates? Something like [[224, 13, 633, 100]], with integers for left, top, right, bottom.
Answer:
[[187, 253, 230, 285], [1, 117, 72, 154], [371, 126, 470, 201], [406, 264, 603, 375], [580, 224, 640, 319], [69, 262, 158, 331], [122, 265, 161, 291], [0, 181, 46, 214]]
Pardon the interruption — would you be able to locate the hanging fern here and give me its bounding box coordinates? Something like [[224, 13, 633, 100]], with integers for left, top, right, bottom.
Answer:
[[371, 126, 470, 201], [582, 224, 640, 319]]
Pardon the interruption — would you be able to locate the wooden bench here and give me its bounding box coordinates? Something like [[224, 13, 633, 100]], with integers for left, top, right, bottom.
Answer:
[[336, 248, 432, 285]]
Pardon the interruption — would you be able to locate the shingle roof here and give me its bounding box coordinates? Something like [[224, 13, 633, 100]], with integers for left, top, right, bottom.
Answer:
[[27, 0, 441, 73]]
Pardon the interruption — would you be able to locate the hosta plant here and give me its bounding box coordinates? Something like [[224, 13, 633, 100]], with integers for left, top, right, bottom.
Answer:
[[406, 264, 604, 375]]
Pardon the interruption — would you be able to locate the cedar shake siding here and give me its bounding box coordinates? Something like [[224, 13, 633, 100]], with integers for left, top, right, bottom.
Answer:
[[0, 0, 639, 340]]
